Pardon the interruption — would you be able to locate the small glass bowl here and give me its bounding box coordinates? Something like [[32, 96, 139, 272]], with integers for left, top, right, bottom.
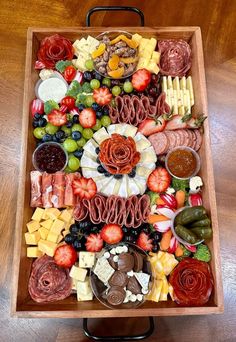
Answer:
[[165, 146, 201, 180], [170, 206, 204, 247], [32, 142, 68, 173]]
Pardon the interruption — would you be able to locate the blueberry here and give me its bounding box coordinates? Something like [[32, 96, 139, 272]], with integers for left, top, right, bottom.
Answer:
[[96, 157, 100, 164], [72, 239, 83, 251], [92, 103, 101, 111], [104, 171, 112, 177], [90, 226, 100, 234], [55, 130, 65, 139], [140, 224, 150, 234], [70, 224, 80, 235], [124, 235, 136, 243], [52, 135, 58, 142], [97, 165, 105, 173], [32, 120, 39, 128], [150, 231, 162, 242], [78, 104, 85, 111], [64, 234, 76, 245], [111, 79, 120, 87], [130, 229, 139, 237], [83, 71, 93, 82], [95, 147, 100, 154], [74, 149, 83, 158], [96, 111, 103, 119], [66, 121, 73, 128], [122, 226, 129, 234], [38, 117, 47, 127], [102, 106, 110, 115], [152, 243, 160, 253], [34, 113, 42, 120], [72, 114, 79, 123], [114, 174, 123, 179], [94, 72, 103, 81], [42, 133, 52, 142], [72, 131, 82, 141], [128, 168, 136, 178], [79, 221, 92, 229]]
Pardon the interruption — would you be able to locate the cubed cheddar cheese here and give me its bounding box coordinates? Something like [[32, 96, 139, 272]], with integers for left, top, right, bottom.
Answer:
[[77, 277, 91, 295], [72, 277, 77, 291], [25, 231, 41, 245], [42, 208, 49, 220], [59, 209, 72, 223], [70, 217, 75, 225], [38, 227, 49, 240], [70, 265, 87, 281], [31, 208, 45, 222], [77, 291, 93, 301], [46, 208, 61, 220], [38, 239, 57, 257], [26, 220, 40, 233], [47, 231, 59, 243], [27, 247, 43, 258], [50, 219, 65, 235], [40, 219, 53, 230], [79, 252, 95, 268]]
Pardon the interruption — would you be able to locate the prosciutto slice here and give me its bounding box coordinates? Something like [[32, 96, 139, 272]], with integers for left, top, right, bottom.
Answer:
[[52, 172, 65, 208], [41, 172, 53, 208], [30, 171, 42, 207]]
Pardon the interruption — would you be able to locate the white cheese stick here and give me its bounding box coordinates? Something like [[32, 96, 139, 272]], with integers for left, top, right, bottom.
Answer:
[[186, 76, 194, 106], [162, 76, 167, 93]]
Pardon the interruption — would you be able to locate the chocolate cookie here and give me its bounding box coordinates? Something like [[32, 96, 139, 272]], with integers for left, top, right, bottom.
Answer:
[[132, 250, 144, 272], [108, 256, 118, 270], [118, 252, 134, 272], [108, 271, 128, 287], [107, 286, 125, 306], [127, 276, 142, 295]]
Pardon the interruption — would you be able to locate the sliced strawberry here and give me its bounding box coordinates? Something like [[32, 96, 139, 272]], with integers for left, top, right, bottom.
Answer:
[[187, 115, 207, 129], [47, 109, 67, 126], [165, 115, 187, 130], [31, 98, 44, 117], [64, 65, 77, 82], [131, 69, 151, 91], [147, 167, 171, 193], [100, 224, 123, 244], [54, 245, 77, 268], [93, 87, 112, 106], [72, 177, 97, 199], [79, 108, 96, 128], [85, 233, 104, 252], [138, 117, 166, 136], [136, 232, 153, 251], [60, 96, 76, 111], [35, 60, 46, 69]]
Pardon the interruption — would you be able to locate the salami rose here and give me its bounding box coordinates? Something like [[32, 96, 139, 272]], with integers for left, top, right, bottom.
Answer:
[[99, 134, 140, 174], [169, 258, 213, 306], [37, 34, 74, 69]]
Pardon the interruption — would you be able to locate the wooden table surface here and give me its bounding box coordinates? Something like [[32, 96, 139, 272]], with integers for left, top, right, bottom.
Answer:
[[0, 0, 235, 341]]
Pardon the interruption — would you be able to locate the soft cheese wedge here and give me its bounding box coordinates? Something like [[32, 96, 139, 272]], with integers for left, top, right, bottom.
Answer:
[[80, 152, 99, 169], [134, 132, 151, 152], [92, 127, 110, 144]]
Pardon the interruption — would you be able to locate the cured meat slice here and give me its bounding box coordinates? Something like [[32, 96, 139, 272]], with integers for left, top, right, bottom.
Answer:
[[148, 132, 169, 155], [165, 130, 177, 150], [115, 197, 126, 226], [51, 172, 65, 208], [73, 199, 88, 221], [194, 129, 202, 151], [41, 172, 53, 208], [155, 92, 171, 117], [28, 255, 72, 303], [64, 173, 78, 206], [30, 171, 42, 207], [139, 195, 151, 222]]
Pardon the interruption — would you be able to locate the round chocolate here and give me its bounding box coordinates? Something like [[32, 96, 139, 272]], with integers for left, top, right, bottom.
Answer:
[[107, 286, 125, 306], [118, 253, 134, 272], [132, 250, 144, 272], [127, 276, 142, 295], [108, 271, 128, 287], [108, 256, 118, 270]]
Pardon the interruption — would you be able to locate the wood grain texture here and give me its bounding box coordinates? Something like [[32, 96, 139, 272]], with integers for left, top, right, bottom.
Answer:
[[0, 0, 235, 341]]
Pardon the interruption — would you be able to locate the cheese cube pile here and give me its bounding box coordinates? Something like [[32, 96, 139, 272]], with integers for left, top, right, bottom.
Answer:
[[72, 36, 99, 71], [146, 251, 178, 302], [69, 252, 95, 302], [162, 76, 194, 115], [25, 208, 74, 258]]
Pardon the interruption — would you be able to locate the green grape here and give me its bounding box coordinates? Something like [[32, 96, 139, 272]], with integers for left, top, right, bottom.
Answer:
[[85, 59, 94, 71], [72, 124, 83, 133], [82, 128, 94, 140], [102, 78, 111, 87], [68, 156, 80, 171], [45, 123, 58, 135], [123, 81, 133, 93], [112, 85, 121, 96], [33, 127, 46, 139], [85, 95, 95, 107], [110, 98, 116, 107], [101, 115, 111, 127], [90, 79, 100, 90], [92, 119, 102, 131], [61, 125, 71, 137], [77, 137, 87, 147], [63, 138, 78, 152], [64, 166, 73, 173]]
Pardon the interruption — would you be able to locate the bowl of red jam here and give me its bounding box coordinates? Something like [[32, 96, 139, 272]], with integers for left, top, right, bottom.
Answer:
[[165, 146, 200, 180], [32, 142, 68, 173]]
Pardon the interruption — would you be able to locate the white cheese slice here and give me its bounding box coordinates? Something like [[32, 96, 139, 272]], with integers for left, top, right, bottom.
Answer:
[[136, 165, 154, 178], [80, 152, 99, 169], [107, 124, 117, 135], [37, 78, 68, 103], [126, 177, 140, 196], [113, 123, 127, 135], [134, 132, 151, 152], [92, 127, 110, 144], [139, 146, 157, 163], [82, 168, 104, 181], [118, 175, 129, 198], [133, 175, 147, 194], [96, 176, 112, 192], [83, 139, 99, 154], [123, 124, 138, 138]]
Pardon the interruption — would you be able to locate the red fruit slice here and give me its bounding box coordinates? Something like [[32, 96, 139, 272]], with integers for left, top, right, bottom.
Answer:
[[64, 65, 77, 82], [72, 177, 97, 199], [85, 233, 104, 252], [100, 224, 123, 244], [60, 96, 76, 111], [138, 117, 166, 136], [54, 245, 77, 268], [136, 232, 153, 251], [47, 109, 67, 126], [165, 115, 187, 130], [131, 69, 151, 91], [147, 167, 171, 193], [93, 88, 112, 106], [79, 108, 96, 128]]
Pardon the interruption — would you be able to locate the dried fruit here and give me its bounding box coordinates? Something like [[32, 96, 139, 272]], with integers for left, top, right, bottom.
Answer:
[[108, 67, 125, 79], [91, 43, 106, 59], [110, 34, 138, 49], [108, 54, 120, 70], [120, 57, 138, 64]]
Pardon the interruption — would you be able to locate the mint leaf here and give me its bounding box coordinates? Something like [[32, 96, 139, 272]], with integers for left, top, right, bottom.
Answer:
[[66, 80, 82, 97], [55, 60, 73, 73], [44, 100, 59, 114]]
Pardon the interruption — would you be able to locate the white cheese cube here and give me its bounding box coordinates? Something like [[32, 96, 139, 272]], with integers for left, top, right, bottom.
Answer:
[[79, 252, 95, 268]]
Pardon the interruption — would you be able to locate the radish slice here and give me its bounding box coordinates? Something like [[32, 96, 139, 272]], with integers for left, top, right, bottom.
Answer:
[[156, 207, 175, 219], [153, 220, 172, 233], [185, 244, 197, 252], [167, 236, 178, 253]]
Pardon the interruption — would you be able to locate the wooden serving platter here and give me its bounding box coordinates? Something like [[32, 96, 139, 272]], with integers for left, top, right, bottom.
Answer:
[[11, 26, 223, 318]]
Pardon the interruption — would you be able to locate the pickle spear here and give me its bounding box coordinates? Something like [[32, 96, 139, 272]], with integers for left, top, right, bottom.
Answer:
[[175, 224, 200, 244], [175, 206, 207, 226]]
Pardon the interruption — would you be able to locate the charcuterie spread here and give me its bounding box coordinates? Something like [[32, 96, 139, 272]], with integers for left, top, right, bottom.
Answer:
[[25, 31, 214, 309]]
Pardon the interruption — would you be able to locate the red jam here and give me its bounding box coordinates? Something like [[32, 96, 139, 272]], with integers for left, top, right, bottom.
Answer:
[[167, 149, 197, 178], [33, 143, 67, 173]]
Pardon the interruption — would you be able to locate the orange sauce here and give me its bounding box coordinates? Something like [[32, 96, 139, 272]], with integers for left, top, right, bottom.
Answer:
[[167, 149, 197, 178]]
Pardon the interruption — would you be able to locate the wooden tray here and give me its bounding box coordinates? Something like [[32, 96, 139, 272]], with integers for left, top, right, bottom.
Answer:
[[11, 26, 224, 318]]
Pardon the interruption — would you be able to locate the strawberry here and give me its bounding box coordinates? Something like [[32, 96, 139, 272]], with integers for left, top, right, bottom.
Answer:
[[147, 167, 171, 193], [187, 115, 207, 129], [31, 98, 44, 117], [100, 224, 123, 244], [85, 233, 103, 252], [60, 96, 76, 111], [72, 177, 97, 199], [79, 108, 96, 128], [138, 117, 166, 136], [54, 245, 77, 268], [136, 232, 153, 251], [165, 115, 188, 130], [93, 87, 112, 106], [64, 65, 77, 82], [47, 109, 67, 126], [131, 69, 151, 91]]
